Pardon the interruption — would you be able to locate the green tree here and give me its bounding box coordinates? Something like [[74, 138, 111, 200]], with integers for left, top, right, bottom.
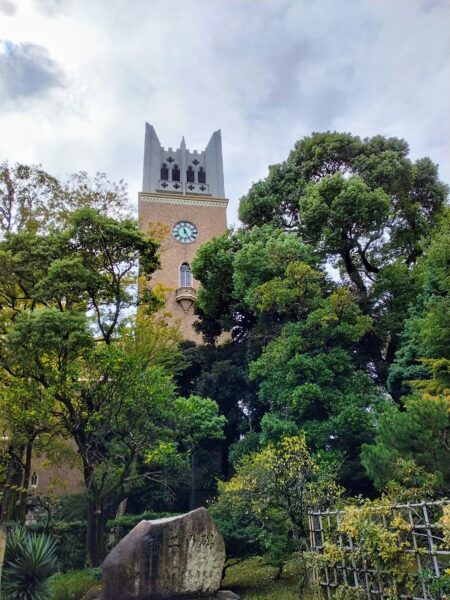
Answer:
[[362, 210, 450, 495], [0, 162, 129, 237], [211, 434, 342, 586], [176, 341, 259, 478], [194, 226, 383, 492], [192, 224, 318, 342], [249, 286, 378, 493], [174, 395, 225, 509], [0, 208, 227, 564], [205, 133, 448, 383], [0, 200, 220, 565], [388, 209, 450, 400], [361, 393, 450, 495]]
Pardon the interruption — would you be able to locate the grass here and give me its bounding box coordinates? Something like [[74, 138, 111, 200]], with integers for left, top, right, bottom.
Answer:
[[222, 555, 308, 599], [47, 556, 307, 600], [49, 568, 100, 600]]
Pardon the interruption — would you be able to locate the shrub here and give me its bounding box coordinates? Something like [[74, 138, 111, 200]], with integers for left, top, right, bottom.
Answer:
[[106, 510, 177, 540], [3, 527, 58, 600], [30, 520, 87, 571], [48, 569, 101, 600]]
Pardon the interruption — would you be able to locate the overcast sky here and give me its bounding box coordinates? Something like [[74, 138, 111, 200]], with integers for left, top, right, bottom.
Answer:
[[0, 0, 448, 225]]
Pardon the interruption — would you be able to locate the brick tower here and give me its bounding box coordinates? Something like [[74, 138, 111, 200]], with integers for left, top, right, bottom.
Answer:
[[138, 124, 228, 341]]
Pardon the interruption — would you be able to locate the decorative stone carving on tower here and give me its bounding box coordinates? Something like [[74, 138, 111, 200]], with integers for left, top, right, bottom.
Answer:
[[139, 124, 228, 342]]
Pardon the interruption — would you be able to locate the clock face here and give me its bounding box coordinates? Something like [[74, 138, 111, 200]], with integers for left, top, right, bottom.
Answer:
[[172, 221, 199, 244]]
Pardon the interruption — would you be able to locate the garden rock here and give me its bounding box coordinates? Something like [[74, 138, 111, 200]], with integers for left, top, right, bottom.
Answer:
[[101, 507, 226, 599]]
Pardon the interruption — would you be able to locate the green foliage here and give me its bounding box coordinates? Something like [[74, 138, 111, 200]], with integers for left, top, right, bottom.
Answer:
[[365, 212, 450, 495], [191, 132, 448, 507], [174, 395, 225, 449], [424, 572, 450, 600], [212, 434, 342, 572], [176, 341, 260, 480], [332, 585, 366, 600], [48, 568, 100, 600], [361, 393, 450, 495], [315, 497, 450, 600], [0, 190, 222, 564], [222, 555, 306, 600], [249, 287, 378, 492], [30, 520, 87, 572], [388, 209, 450, 399], [203, 132, 448, 387], [0, 163, 129, 237], [192, 224, 317, 341], [209, 495, 265, 559], [3, 527, 58, 600]]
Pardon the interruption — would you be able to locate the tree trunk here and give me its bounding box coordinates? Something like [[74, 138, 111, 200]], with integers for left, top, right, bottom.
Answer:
[[189, 450, 197, 511], [18, 442, 33, 524], [1, 445, 24, 522], [340, 248, 369, 311], [87, 497, 106, 567], [273, 563, 283, 581], [0, 525, 8, 598]]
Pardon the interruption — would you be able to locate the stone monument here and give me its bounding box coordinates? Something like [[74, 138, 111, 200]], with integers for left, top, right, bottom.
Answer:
[[101, 508, 238, 600]]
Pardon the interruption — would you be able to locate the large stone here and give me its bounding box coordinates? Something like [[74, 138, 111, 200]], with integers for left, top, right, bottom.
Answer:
[[101, 508, 226, 600]]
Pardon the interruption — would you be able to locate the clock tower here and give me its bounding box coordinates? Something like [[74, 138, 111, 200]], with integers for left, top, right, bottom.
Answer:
[[138, 123, 228, 341]]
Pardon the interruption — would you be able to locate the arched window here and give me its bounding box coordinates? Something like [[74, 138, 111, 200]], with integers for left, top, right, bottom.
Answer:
[[172, 164, 180, 182], [160, 163, 169, 181], [198, 166, 206, 184], [30, 472, 38, 489], [186, 166, 195, 183], [180, 263, 192, 287]]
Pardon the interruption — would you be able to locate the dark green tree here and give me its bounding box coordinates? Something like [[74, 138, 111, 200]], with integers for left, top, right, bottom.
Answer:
[[234, 133, 447, 382], [176, 341, 259, 478], [362, 209, 450, 494]]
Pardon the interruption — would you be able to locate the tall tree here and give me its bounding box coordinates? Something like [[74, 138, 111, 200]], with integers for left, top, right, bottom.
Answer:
[[0, 198, 225, 564], [362, 209, 450, 494], [176, 341, 259, 478], [236, 133, 448, 382], [0, 162, 129, 238]]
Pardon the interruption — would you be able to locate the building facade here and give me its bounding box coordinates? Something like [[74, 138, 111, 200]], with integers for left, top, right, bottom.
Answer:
[[138, 123, 228, 341]]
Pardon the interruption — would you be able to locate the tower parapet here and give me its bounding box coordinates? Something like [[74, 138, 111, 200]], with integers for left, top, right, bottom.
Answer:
[[142, 123, 225, 198]]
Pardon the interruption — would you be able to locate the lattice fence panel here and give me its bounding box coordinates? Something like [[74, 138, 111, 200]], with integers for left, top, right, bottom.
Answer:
[[309, 499, 450, 599]]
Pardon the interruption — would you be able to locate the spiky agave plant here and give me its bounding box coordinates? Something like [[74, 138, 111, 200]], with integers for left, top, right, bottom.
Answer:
[[3, 527, 58, 600]]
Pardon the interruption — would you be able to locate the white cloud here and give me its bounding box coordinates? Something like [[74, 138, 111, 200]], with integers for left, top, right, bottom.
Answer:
[[0, 0, 448, 224]]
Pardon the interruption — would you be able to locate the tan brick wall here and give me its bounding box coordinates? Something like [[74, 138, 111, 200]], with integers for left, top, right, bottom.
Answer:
[[139, 193, 228, 342], [30, 451, 84, 497]]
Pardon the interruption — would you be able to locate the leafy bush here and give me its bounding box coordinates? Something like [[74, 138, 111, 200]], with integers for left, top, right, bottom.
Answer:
[[3, 527, 58, 600], [48, 569, 101, 600], [209, 492, 265, 559], [106, 510, 177, 541], [30, 520, 87, 571]]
